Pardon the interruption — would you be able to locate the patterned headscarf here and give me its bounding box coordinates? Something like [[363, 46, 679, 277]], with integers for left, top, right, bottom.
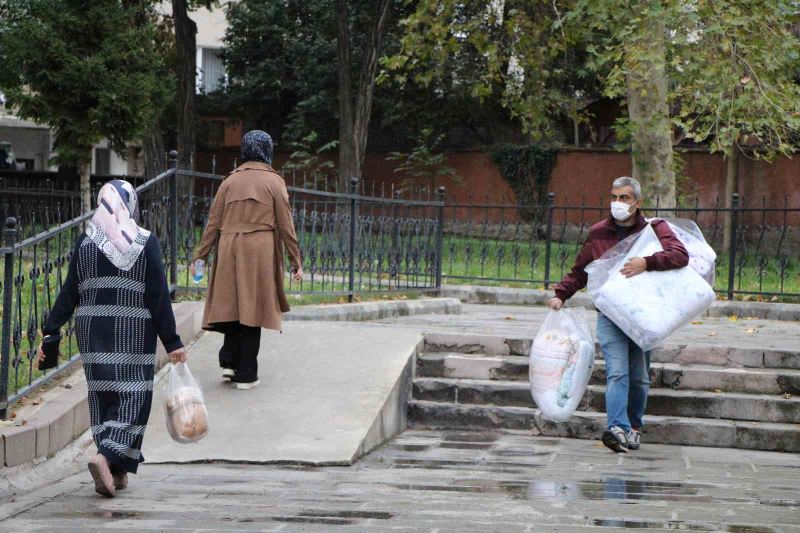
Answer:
[[86, 180, 150, 271], [240, 130, 273, 165]]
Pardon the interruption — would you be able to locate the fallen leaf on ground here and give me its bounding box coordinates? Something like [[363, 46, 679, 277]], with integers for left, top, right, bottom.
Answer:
[[504, 316, 515, 321], [9, 412, 16, 419], [691, 321, 703, 325], [714, 389, 722, 393], [728, 315, 739, 321]]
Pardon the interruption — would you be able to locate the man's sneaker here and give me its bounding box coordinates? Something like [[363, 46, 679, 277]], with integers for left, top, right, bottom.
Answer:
[[232, 378, 260, 390], [627, 429, 641, 451], [602, 426, 629, 453], [221, 368, 234, 381]]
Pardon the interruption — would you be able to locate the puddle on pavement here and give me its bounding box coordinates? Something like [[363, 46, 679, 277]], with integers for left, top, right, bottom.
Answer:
[[439, 442, 493, 450], [442, 433, 499, 443], [589, 519, 774, 531], [390, 458, 541, 471], [266, 509, 393, 526], [591, 518, 713, 530], [389, 478, 732, 504], [298, 510, 393, 520], [491, 449, 553, 458], [51, 511, 148, 519], [394, 444, 433, 452], [270, 516, 356, 525]]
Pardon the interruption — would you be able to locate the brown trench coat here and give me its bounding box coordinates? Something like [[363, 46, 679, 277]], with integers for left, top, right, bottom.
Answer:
[[194, 162, 302, 332]]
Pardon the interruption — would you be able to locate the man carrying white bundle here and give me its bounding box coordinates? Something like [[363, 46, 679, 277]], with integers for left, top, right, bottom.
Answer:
[[548, 177, 689, 453]]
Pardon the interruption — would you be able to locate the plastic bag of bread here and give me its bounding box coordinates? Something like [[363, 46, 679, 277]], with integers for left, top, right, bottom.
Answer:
[[164, 362, 209, 443]]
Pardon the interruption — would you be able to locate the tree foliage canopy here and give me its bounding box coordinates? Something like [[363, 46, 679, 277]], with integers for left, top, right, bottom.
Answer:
[[0, 0, 170, 166]]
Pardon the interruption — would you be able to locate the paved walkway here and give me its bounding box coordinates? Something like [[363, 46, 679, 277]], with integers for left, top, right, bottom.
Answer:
[[3, 303, 799, 531], [145, 321, 420, 465], [3, 430, 799, 532]]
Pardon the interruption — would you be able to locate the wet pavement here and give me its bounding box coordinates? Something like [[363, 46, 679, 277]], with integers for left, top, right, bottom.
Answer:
[[2, 429, 799, 532]]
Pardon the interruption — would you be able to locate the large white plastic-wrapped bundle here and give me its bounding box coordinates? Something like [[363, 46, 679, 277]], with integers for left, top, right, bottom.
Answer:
[[529, 308, 595, 422], [657, 217, 716, 286], [586, 224, 715, 352]]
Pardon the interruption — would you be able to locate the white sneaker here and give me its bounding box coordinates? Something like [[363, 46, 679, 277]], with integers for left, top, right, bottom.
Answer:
[[232, 379, 260, 390], [221, 368, 234, 380]]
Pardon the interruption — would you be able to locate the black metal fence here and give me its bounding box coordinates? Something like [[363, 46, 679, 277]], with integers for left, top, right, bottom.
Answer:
[[0, 153, 443, 417], [442, 193, 800, 300], [2, 155, 799, 418]]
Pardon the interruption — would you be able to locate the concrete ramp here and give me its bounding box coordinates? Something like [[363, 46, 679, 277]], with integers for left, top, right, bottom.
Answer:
[[144, 322, 421, 465]]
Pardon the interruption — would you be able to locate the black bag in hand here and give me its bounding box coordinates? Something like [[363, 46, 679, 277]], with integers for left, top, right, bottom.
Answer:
[[39, 333, 61, 371]]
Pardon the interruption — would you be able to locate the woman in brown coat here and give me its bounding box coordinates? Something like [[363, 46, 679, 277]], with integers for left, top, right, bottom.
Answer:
[[192, 130, 302, 389]]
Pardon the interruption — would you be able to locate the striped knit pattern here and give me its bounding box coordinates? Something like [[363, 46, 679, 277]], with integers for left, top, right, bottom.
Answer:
[[75, 235, 156, 474]]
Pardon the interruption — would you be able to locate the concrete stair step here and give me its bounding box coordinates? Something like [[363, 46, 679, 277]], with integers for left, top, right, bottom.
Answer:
[[416, 353, 800, 395], [412, 377, 800, 424], [422, 332, 800, 369], [407, 400, 800, 452]]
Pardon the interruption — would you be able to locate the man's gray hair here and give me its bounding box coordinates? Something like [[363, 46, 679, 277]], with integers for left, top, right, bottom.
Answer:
[[612, 176, 642, 200]]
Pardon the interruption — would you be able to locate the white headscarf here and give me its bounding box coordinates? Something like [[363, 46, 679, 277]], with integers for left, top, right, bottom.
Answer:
[[86, 180, 150, 271]]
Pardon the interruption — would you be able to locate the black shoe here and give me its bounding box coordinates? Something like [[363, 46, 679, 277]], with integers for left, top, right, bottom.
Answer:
[[602, 426, 629, 453]]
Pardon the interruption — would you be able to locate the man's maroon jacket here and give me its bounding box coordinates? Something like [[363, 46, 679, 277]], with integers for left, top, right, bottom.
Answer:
[[554, 213, 689, 302]]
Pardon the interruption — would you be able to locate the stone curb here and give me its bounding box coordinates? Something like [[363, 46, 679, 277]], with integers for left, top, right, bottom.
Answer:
[[0, 301, 205, 469], [284, 297, 462, 322], [441, 285, 800, 321]]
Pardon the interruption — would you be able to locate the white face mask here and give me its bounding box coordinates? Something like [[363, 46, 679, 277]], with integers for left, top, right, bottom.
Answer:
[[610, 201, 634, 221]]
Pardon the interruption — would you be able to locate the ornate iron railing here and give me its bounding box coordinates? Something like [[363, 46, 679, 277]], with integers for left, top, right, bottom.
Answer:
[[442, 193, 800, 301], [0, 153, 444, 417]]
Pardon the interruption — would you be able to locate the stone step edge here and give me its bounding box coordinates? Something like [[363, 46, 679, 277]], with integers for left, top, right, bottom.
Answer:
[[284, 297, 462, 322], [412, 377, 800, 424], [418, 352, 800, 377], [0, 301, 206, 470], [441, 285, 800, 322], [421, 332, 799, 369], [408, 400, 800, 453], [412, 376, 800, 403]]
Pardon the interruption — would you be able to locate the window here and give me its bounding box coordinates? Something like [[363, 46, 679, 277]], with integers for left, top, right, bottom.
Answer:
[[200, 48, 225, 94], [95, 147, 111, 175]]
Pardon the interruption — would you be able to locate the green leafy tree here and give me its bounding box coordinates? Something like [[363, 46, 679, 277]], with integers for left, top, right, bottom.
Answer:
[[283, 132, 338, 182], [387, 1, 602, 143], [387, 128, 458, 190], [0, 0, 169, 212], [669, 0, 800, 246]]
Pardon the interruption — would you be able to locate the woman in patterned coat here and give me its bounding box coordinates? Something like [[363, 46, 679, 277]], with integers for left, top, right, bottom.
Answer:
[[39, 180, 186, 498]]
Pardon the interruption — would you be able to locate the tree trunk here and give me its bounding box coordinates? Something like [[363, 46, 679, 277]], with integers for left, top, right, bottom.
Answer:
[[335, 0, 391, 192], [335, 0, 356, 191], [79, 158, 92, 214], [173, 0, 196, 173], [624, 11, 676, 210], [143, 121, 166, 179], [722, 144, 738, 253]]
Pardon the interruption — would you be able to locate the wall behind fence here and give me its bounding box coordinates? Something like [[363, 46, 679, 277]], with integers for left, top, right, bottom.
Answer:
[[191, 147, 800, 226]]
